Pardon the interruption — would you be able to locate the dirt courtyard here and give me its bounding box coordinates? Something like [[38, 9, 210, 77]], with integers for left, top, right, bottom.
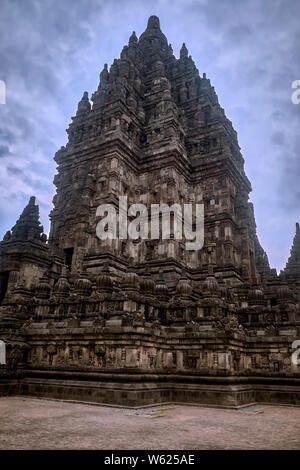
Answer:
[[0, 397, 300, 450]]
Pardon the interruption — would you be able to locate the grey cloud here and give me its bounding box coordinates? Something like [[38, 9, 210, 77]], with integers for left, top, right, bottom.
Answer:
[[279, 133, 300, 209], [270, 110, 285, 122], [224, 24, 252, 45], [6, 165, 23, 176], [0, 145, 11, 158], [0, 128, 16, 144], [272, 131, 285, 146]]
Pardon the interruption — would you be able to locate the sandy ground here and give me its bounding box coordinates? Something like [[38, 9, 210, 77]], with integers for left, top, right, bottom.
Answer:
[[0, 397, 300, 450]]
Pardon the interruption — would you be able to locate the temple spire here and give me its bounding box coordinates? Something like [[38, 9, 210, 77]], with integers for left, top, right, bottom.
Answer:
[[7, 196, 45, 242], [138, 15, 168, 53], [76, 91, 91, 116], [129, 31, 138, 44], [284, 222, 300, 276], [180, 42, 188, 59], [99, 64, 109, 83], [147, 15, 161, 29]]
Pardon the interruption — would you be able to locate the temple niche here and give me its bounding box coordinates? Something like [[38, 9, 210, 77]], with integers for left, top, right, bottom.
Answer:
[[0, 16, 299, 407]]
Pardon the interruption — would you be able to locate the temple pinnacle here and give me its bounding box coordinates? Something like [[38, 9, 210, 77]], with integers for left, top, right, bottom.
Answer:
[[147, 15, 161, 29]]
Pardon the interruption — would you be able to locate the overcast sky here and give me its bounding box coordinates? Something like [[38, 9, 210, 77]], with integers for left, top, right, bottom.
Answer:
[[0, 0, 299, 271]]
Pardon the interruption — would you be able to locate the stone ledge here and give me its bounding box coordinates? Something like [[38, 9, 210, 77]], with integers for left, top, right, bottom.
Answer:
[[1, 375, 300, 408]]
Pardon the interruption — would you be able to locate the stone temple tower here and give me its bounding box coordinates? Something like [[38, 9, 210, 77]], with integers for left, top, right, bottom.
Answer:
[[49, 15, 265, 289], [0, 16, 299, 407]]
